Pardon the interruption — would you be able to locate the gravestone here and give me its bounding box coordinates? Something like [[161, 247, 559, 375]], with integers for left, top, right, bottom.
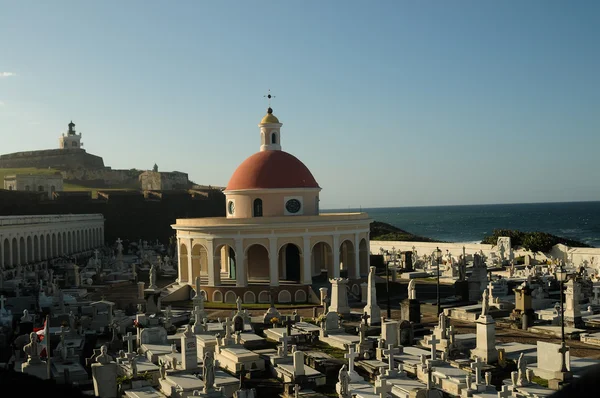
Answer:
[[329, 278, 351, 315], [140, 326, 168, 345], [363, 267, 381, 326], [399, 321, 413, 346], [181, 325, 198, 370], [233, 315, 244, 333]]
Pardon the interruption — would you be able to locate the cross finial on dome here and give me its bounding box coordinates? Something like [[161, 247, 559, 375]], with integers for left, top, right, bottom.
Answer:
[[264, 89, 275, 110]]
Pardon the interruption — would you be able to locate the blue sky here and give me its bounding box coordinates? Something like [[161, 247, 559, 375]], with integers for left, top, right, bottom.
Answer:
[[1, 1, 598, 209]]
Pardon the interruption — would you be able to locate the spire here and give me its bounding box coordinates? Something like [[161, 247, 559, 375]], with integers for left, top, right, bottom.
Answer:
[[259, 91, 282, 151]]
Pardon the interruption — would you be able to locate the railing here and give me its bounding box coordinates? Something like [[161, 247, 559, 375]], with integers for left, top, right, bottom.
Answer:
[[0, 214, 104, 227]]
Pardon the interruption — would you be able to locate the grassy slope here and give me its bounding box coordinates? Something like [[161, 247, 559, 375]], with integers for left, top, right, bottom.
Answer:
[[0, 167, 128, 198]]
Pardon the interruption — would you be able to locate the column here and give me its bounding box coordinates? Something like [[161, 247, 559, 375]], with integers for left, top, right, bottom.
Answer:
[[269, 237, 279, 287], [302, 236, 311, 284], [235, 239, 246, 287], [354, 233, 361, 278], [206, 239, 217, 286], [176, 238, 183, 283], [332, 234, 340, 278], [187, 238, 193, 285]]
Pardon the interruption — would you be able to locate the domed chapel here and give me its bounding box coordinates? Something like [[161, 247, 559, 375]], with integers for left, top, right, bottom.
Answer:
[[171, 105, 372, 304]]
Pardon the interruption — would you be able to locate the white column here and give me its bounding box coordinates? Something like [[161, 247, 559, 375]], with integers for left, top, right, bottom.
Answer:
[[206, 239, 217, 286], [354, 233, 361, 278], [235, 239, 246, 287], [332, 234, 340, 278], [302, 236, 311, 284], [176, 238, 183, 283], [187, 238, 193, 285], [269, 237, 279, 287]]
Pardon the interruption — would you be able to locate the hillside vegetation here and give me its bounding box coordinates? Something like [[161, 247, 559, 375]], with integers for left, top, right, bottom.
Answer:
[[481, 229, 591, 253], [370, 221, 443, 242]]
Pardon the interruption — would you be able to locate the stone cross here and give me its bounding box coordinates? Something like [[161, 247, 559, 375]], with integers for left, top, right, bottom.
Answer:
[[0, 295, 6, 311], [345, 345, 359, 374], [224, 317, 233, 339], [294, 384, 301, 398], [361, 311, 370, 325], [383, 344, 400, 373], [123, 332, 135, 353], [446, 325, 455, 345], [470, 356, 484, 385], [427, 335, 440, 360], [358, 322, 368, 344], [498, 385, 511, 398], [374, 374, 392, 398], [425, 359, 433, 389], [284, 316, 294, 336], [278, 331, 291, 357]]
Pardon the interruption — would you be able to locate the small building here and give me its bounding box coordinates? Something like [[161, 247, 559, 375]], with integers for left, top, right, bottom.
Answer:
[[59, 120, 83, 149], [139, 170, 189, 191], [3, 173, 64, 199]]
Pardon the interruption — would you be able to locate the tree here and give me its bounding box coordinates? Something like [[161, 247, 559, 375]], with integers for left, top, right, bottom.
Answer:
[[152, 163, 158, 172]]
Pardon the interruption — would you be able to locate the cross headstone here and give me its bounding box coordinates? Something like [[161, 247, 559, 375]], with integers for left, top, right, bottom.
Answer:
[[345, 345, 359, 374], [446, 325, 455, 345], [224, 317, 233, 339], [278, 331, 291, 357], [0, 295, 6, 311], [285, 316, 294, 336], [498, 385, 511, 398], [294, 384, 301, 398], [470, 356, 484, 385], [374, 374, 392, 397], [427, 335, 440, 360], [425, 359, 433, 389], [383, 344, 401, 373], [361, 311, 371, 325], [123, 332, 135, 353]]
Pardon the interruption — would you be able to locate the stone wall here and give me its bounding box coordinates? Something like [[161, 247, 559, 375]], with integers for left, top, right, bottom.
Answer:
[[0, 148, 105, 169], [139, 171, 189, 190], [62, 168, 141, 188]]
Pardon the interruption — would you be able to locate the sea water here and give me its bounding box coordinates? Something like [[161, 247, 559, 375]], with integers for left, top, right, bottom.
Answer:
[[325, 201, 600, 247]]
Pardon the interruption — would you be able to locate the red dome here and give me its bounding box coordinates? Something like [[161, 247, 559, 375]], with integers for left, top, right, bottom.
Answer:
[[226, 150, 320, 190]]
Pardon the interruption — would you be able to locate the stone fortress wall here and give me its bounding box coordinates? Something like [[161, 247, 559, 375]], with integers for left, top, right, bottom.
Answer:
[[139, 171, 190, 190], [0, 148, 105, 170]]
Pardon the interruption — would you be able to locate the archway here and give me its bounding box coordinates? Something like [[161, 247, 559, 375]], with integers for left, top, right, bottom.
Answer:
[[191, 243, 208, 282], [40, 235, 46, 260], [311, 242, 333, 279], [26, 236, 33, 263], [246, 244, 269, 281], [62, 231, 67, 254], [52, 234, 57, 257], [3, 239, 10, 266], [279, 244, 301, 282], [339, 240, 356, 278], [179, 243, 189, 283], [33, 235, 39, 262], [359, 238, 369, 277], [214, 244, 235, 284], [12, 238, 18, 266], [20, 237, 26, 264]]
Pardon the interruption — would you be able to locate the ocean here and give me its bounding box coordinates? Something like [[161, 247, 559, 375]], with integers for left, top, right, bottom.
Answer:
[[326, 201, 600, 248]]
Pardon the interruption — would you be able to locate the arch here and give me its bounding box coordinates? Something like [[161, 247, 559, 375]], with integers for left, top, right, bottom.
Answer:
[[311, 241, 333, 278], [33, 235, 39, 262], [212, 291, 223, 303], [38, 185, 44, 192], [179, 243, 189, 283], [351, 284, 360, 296], [50, 185, 56, 196], [3, 239, 10, 266], [20, 237, 26, 265], [25, 185, 30, 191], [247, 244, 269, 281], [26, 236, 33, 263], [12, 237, 18, 266], [258, 290, 270, 303], [271, 132, 277, 144], [294, 290, 307, 303], [253, 198, 263, 217], [214, 244, 235, 284], [278, 290, 291, 303], [243, 291, 256, 304], [224, 291, 237, 304], [278, 243, 302, 282], [191, 243, 209, 282], [52, 233, 57, 257], [359, 238, 369, 277], [76, 230, 81, 252], [62, 231, 67, 254], [39, 234, 46, 260], [339, 239, 356, 279]]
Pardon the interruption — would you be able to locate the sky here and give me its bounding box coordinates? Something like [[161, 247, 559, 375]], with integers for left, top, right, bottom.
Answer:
[[1, 1, 599, 209]]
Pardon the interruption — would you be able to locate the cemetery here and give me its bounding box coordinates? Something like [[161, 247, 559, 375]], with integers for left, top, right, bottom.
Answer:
[[1, 231, 600, 397]]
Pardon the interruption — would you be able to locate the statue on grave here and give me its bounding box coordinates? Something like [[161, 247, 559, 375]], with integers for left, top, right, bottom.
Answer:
[[203, 351, 215, 393], [96, 345, 113, 364], [184, 323, 194, 337], [517, 353, 528, 385], [149, 264, 157, 288], [407, 279, 416, 300], [131, 356, 138, 376], [481, 288, 489, 316], [236, 296, 243, 312], [21, 309, 33, 322], [23, 332, 41, 364], [338, 364, 350, 397]]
